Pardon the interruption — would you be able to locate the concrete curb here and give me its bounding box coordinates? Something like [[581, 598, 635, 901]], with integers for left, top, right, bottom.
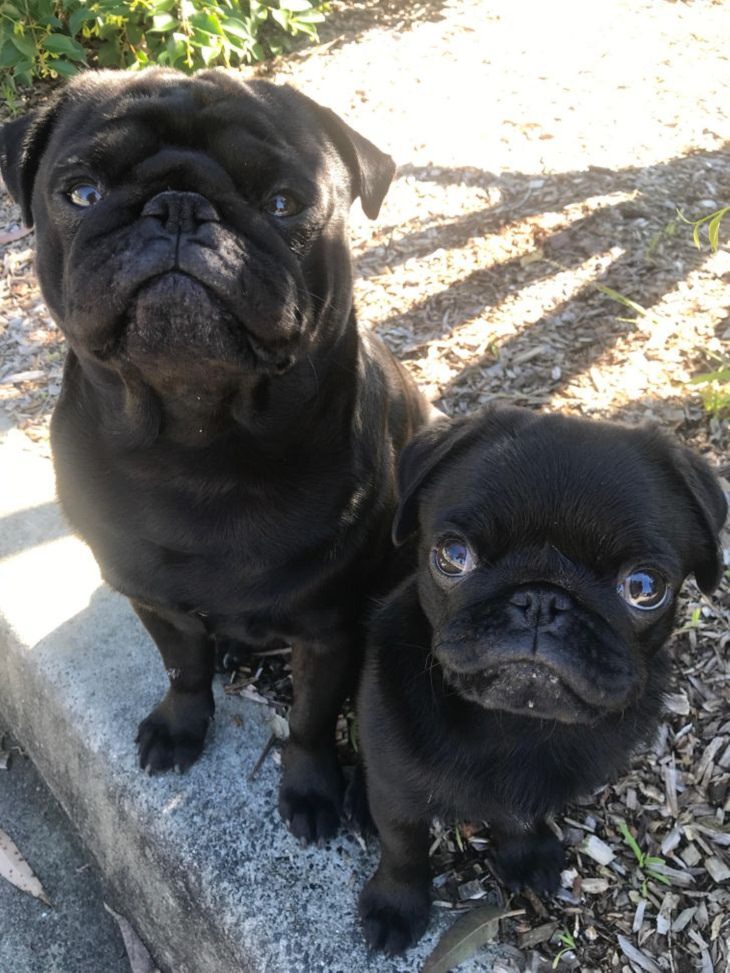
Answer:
[[0, 420, 504, 973]]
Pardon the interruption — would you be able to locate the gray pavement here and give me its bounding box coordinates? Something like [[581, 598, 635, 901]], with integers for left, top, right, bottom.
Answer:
[[0, 719, 129, 973]]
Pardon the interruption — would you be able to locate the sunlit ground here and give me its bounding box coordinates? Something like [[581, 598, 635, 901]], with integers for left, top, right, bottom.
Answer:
[[271, 0, 730, 425], [1, 0, 729, 444]]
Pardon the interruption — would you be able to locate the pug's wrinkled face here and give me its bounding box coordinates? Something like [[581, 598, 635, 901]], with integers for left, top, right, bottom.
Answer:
[[2, 69, 393, 384], [399, 411, 726, 724]]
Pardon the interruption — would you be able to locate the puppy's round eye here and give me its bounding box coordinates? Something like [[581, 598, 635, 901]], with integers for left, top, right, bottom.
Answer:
[[432, 537, 476, 578], [617, 570, 670, 611], [69, 184, 103, 208], [264, 191, 302, 218]]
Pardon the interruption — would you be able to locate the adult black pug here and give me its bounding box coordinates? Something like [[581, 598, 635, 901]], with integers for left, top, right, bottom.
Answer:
[[0, 68, 431, 843], [357, 405, 727, 953]]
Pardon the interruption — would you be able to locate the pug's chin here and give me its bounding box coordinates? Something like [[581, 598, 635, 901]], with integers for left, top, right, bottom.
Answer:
[[442, 662, 600, 725], [122, 273, 295, 375]]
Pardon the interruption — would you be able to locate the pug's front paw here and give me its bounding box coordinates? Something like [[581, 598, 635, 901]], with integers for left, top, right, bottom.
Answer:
[[359, 875, 430, 954], [493, 823, 565, 895], [136, 690, 213, 774], [278, 743, 344, 845]]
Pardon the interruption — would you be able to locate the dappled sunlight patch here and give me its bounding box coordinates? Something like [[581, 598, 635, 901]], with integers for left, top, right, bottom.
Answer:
[[353, 188, 636, 342], [386, 247, 623, 401], [407, 247, 625, 403], [352, 174, 504, 254], [553, 247, 730, 416], [0, 534, 102, 648]]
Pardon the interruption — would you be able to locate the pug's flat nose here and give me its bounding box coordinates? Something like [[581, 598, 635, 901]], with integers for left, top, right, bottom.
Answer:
[[142, 191, 219, 233], [509, 586, 573, 627]]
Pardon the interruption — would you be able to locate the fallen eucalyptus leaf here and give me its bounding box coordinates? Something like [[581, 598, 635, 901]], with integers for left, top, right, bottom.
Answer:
[[0, 224, 33, 246], [0, 827, 51, 905], [104, 903, 160, 973], [617, 934, 662, 973], [421, 905, 523, 973]]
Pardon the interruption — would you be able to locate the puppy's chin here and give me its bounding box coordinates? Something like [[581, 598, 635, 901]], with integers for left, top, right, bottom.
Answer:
[[121, 273, 296, 375], [442, 662, 600, 724]]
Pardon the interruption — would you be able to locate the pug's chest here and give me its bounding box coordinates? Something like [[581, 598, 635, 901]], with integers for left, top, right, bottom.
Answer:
[[404, 719, 581, 826], [87, 478, 369, 632], [103, 516, 306, 601], [378, 667, 568, 824]]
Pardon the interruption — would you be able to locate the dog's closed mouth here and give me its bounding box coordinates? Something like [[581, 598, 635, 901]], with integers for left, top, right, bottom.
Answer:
[[442, 660, 600, 723], [121, 272, 298, 374]]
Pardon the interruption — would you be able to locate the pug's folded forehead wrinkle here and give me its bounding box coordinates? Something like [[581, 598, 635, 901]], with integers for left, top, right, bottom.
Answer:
[[130, 148, 237, 198]]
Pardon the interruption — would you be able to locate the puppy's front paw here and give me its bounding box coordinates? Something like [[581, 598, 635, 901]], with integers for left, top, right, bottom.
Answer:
[[359, 876, 430, 954], [493, 824, 565, 895], [136, 691, 213, 774], [278, 743, 344, 845]]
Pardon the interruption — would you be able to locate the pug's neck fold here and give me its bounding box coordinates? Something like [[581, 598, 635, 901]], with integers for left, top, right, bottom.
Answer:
[[63, 313, 362, 452]]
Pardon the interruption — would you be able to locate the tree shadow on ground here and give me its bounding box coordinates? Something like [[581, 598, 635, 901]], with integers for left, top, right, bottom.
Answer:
[[317, 0, 449, 48], [363, 144, 730, 411], [0, 501, 70, 559], [1, 143, 727, 441]]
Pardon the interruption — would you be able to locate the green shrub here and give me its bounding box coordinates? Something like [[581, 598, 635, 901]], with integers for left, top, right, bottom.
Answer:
[[0, 0, 329, 97]]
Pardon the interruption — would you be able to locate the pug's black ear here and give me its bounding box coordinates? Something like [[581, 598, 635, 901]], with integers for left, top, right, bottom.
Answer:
[[315, 106, 395, 219], [392, 405, 541, 546], [673, 446, 728, 593], [0, 97, 62, 227], [392, 417, 472, 546]]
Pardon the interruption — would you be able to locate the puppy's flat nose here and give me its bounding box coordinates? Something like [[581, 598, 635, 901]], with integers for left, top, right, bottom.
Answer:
[[509, 586, 573, 627], [142, 191, 219, 233]]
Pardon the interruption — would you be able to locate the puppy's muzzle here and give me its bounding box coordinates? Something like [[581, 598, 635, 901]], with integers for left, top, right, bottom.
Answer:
[[507, 585, 572, 633], [435, 583, 637, 722]]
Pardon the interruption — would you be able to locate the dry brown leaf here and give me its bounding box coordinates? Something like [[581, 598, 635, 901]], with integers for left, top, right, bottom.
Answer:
[[421, 906, 524, 973], [0, 826, 51, 905], [104, 903, 160, 973], [617, 934, 662, 973], [0, 224, 32, 245]]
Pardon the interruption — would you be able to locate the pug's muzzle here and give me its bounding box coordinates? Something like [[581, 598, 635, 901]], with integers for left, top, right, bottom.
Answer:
[[434, 583, 639, 723], [69, 186, 308, 375]]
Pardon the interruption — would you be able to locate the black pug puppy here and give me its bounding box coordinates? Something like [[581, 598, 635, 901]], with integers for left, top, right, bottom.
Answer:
[[357, 406, 727, 953], [0, 68, 431, 843]]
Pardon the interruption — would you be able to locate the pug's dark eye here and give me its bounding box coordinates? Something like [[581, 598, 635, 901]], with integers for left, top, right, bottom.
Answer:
[[617, 570, 670, 611], [432, 537, 476, 578], [69, 184, 103, 208], [264, 192, 302, 218]]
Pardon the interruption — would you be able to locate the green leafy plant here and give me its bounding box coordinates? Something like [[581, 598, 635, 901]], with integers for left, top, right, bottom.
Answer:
[[552, 929, 577, 969], [0, 0, 87, 90], [594, 283, 649, 320], [675, 604, 703, 635], [678, 205, 730, 417], [691, 356, 730, 418], [679, 205, 730, 254], [0, 0, 329, 96], [619, 820, 671, 897]]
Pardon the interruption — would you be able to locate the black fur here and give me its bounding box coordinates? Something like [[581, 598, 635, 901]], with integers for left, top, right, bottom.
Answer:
[[357, 405, 727, 952], [0, 68, 431, 843]]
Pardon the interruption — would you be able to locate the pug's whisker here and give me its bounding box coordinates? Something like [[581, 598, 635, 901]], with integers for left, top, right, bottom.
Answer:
[[305, 354, 320, 395], [422, 652, 439, 701]]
